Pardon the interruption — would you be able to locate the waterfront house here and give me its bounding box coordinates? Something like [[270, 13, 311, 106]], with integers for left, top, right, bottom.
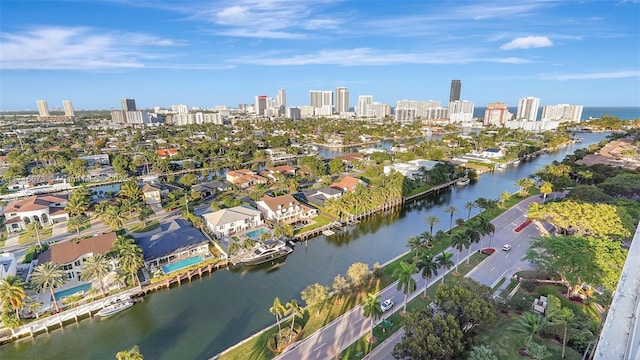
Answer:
[[383, 159, 442, 180], [135, 219, 211, 270], [82, 166, 118, 182], [2, 194, 69, 233], [256, 194, 318, 224], [192, 180, 229, 197], [156, 148, 179, 159], [480, 148, 507, 159], [37, 232, 117, 281], [202, 206, 264, 238], [330, 176, 367, 193], [297, 187, 344, 207], [79, 154, 110, 166], [225, 169, 268, 189], [141, 183, 162, 204], [7, 173, 68, 191]]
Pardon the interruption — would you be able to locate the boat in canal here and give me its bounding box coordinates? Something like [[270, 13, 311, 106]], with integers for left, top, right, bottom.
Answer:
[[455, 176, 470, 186], [233, 238, 293, 266], [96, 298, 135, 317]]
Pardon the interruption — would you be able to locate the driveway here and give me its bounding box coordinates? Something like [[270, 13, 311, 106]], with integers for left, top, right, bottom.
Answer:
[[51, 222, 68, 237]]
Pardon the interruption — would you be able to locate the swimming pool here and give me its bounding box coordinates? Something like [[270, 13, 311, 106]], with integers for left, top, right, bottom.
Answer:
[[246, 228, 268, 239], [162, 256, 204, 274], [53, 283, 92, 301]]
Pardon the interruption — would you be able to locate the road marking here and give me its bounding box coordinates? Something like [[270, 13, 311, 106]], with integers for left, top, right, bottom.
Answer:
[[313, 343, 326, 352], [355, 318, 363, 324], [517, 243, 521, 247], [505, 254, 510, 258], [490, 266, 495, 272]]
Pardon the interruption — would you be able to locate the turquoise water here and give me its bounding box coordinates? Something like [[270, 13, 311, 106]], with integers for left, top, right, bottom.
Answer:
[[161, 256, 204, 274], [246, 228, 268, 239], [53, 283, 92, 301]]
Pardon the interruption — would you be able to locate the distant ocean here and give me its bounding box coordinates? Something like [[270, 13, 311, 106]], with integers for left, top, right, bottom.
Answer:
[[473, 106, 640, 121]]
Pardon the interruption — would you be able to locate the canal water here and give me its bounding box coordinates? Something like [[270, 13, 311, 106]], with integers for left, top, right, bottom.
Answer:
[[1, 133, 608, 360]]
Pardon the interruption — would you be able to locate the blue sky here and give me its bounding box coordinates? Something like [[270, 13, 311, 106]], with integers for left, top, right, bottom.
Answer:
[[1, 0, 639, 111]]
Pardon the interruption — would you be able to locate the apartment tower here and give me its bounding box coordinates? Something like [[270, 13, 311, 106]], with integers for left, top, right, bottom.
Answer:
[[62, 100, 74, 117], [121, 98, 137, 111], [516, 96, 540, 121], [335, 87, 349, 114], [449, 80, 461, 103]]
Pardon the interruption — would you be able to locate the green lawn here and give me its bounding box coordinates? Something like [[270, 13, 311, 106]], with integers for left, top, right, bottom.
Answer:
[[477, 315, 583, 360], [130, 220, 161, 233], [295, 214, 332, 235], [18, 226, 53, 244]]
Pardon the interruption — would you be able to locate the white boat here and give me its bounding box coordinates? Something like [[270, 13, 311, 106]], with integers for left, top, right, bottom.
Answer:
[[456, 177, 470, 186], [234, 239, 293, 266], [96, 298, 135, 317]]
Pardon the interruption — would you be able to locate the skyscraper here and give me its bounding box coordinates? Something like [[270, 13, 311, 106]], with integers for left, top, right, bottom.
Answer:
[[276, 89, 286, 109], [63, 100, 74, 117], [356, 95, 373, 116], [484, 102, 513, 126], [516, 96, 540, 121], [255, 95, 268, 116], [121, 98, 137, 111], [541, 104, 583, 123], [36, 100, 49, 117], [448, 100, 474, 123], [449, 80, 461, 103], [335, 87, 349, 114], [309, 90, 323, 107]]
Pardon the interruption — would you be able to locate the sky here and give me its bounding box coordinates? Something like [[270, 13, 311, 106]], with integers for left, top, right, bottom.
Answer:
[[1, 0, 639, 111]]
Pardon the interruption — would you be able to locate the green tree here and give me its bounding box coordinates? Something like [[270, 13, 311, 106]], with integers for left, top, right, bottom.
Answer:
[[80, 254, 112, 297], [66, 215, 86, 238], [138, 206, 155, 226], [515, 178, 535, 197], [416, 253, 439, 298], [469, 345, 498, 360], [65, 194, 90, 217], [30, 262, 65, 312], [509, 312, 553, 348], [115, 345, 144, 360], [269, 297, 288, 333], [332, 274, 350, 304], [286, 299, 304, 341], [103, 205, 127, 230], [179, 173, 199, 187], [528, 342, 551, 360], [362, 292, 383, 342], [392, 309, 465, 360], [0, 276, 27, 320], [119, 179, 142, 201], [118, 241, 144, 286], [394, 261, 417, 314], [558, 308, 575, 359], [540, 181, 553, 203], [464, 201, 476, 220], [328, 158, 346, 174], [407, 236, 423, 259], [301, 283, 330, 317], [273, 224, 294, 238], [434, 281, 496, 334], [450, 232, 469, 272], [499, 190, 511, 208], [443, 205, 459, 233], [346, 262, 371, 289], [26, 221, 44, 248], [436, 251, 454, 284]]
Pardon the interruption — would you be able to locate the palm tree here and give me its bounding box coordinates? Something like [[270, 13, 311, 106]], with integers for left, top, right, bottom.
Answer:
[[30, 262, 65, 312], [443, 205, 458, 234], [0, 275, 27, 320], [474, 217, 496, 250], [118, 242, 144, 286], [393, 261, 417, 314], [416, 253, 439, 298], [66, 215, 85, 238], [450, 232, 470, 272], [65, 195, 89, 217], [424, 215, 441, 236], [540, 182, 553, 203], [509, 312, 552, 348], [286, 299, 304, 341], [420, 231, 433, 248], [464, 226, 482, 264], [103, 205, 127, 230], [464, 201, 476, 220], [435, 251, 454, 284], [270, 297, 287, 333], [80, 254, 112, 297], [407, 236, 423, 259], [515, 178, 535, 197], [138, 206, 155, 226], [29, 302, 43, 319], [115, 345, 144, 360], [558, 308, 575, 359], [119, 180, 143, 201], [26, 221, 43, 248], [362, 292, 383, 342]]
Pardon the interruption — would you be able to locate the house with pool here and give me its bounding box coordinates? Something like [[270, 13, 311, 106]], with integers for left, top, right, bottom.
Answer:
[[256, 194, 318, 225], [202, 206, 264, 238], [135, 219, 212, 274]]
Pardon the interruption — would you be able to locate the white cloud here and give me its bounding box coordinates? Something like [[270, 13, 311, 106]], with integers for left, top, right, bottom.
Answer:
[[0, 26, 186, 70], [501, 36, 553, 50], [542, 70, 640, 80], [232, 48, 532, 66]]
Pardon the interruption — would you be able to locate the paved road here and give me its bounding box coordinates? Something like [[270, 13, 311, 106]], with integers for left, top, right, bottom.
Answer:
[[276, 194, 553, 360]]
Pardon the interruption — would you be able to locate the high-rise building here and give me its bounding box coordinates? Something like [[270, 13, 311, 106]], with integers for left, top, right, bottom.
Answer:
[[449, 80, 461, 103], [171, 104, 189, 114], [62, 100, 74, 117], [484, 102, 513, 126], [541, 104, 583, 123], [516, 96, 540, 121], [36, 100, 50, 117], [254, 95, 268, 116], [356, 95, 373, 116], [121, 98, 137, 111], [309, 90, 323, 107], [335, 87, 349, 114], [277, 89, 286, 109], [449, 100, 474, 123]]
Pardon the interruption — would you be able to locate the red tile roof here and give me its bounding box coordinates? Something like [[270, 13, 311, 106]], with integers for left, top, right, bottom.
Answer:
[[38, 232, 117, 265], [330, 176, 364, 192], [2, 195, 68, 214]]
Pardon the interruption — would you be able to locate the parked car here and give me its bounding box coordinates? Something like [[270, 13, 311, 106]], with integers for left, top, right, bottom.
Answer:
[[381, 299, 394, 312], [502, 244, 512, 251]]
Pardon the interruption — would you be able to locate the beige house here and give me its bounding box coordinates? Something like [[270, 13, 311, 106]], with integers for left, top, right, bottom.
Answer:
[[141, 183, 162, 204], [202, 206, 264, 238], [256, 194, 318, 224], [2, 194, 69, 233]]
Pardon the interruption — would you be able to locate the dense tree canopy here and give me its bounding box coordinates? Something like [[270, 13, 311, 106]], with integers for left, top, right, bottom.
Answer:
[[525, 235, 626, 294], [527, 200, 630, 239], [434, 279, 496, 334]]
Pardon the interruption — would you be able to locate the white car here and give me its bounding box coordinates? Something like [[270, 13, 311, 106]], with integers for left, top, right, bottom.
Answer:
[[381, 299, 394, 312], [502, 244, 512, 251]]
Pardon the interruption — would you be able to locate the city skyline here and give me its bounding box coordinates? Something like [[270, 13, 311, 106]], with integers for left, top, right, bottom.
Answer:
[[1, 0, 639, 110]]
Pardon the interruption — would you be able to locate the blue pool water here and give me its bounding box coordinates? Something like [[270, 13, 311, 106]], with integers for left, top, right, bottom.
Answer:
[[53, 283, 92, 301], [162, 256, 204, 274], [246, 228, 268, 239]]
